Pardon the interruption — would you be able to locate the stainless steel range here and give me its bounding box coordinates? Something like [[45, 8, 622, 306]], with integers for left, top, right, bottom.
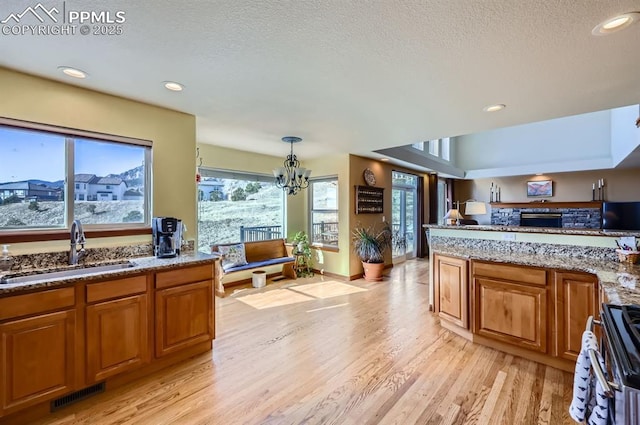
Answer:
[[597, 304, 640, 424]]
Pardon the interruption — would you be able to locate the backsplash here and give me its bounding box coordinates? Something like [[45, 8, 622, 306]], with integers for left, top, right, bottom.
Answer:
[[5, 240, 195, 272], [491, 206, 601, 228]]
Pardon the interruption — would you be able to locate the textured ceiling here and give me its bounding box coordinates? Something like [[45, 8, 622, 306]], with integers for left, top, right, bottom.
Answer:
[[1, 0, 639, 166]]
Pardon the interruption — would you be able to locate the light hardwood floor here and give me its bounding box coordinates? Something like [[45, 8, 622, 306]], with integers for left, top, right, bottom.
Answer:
[[34, 259, 574, 425]]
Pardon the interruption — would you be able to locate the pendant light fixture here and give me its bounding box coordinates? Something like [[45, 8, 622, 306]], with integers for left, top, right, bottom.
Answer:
[[272, 136, 312, 195]]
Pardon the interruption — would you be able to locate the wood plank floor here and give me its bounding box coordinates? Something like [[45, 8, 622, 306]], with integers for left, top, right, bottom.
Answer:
[[34, 259, 575, 425]]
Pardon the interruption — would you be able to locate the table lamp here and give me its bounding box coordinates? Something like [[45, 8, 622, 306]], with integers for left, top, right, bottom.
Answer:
[[444, 208, 464, 225], [464, 201, 487, 216]]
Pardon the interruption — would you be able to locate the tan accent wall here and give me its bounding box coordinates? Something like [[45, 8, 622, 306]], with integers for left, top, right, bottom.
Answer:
[[348, 155, 431, 278], [0, 67, 196, 254]]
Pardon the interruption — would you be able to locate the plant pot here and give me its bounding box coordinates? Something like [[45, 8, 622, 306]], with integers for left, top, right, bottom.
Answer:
[[362, 261, 385, 282]]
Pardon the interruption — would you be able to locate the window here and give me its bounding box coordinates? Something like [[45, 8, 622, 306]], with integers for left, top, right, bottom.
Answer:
[[309, 177, 339, 248], [197, 169, 285, 253], [441, 137, 450, 161], [428, 139, 439, 156], [0, 118, 151, 231], [411, 142, 424, 151]]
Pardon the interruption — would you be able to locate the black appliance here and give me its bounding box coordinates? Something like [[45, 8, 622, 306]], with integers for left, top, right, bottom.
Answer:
[[603, 202, 640, 231], [520, 212, 563, 228], [152, 217, 182, 258], [595, 304, 640, 424]]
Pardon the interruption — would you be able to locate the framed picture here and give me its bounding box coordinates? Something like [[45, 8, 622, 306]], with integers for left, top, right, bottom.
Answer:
[[527, 180, 553, 197]]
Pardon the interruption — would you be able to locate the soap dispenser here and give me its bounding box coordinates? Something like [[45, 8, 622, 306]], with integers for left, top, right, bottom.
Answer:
[[0, 245, 14, 272]]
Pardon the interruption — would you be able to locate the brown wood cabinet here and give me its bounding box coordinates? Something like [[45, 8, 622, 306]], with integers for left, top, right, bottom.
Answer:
[[554, 271, 599, 362], [473, 277, 548, 353], [0, 259, 216, 423], [0, 309, 76, 415], [155, 265, 214, 358], [0, 287, 77, 416], [472, 261, 548, 353], [433, 254, 469, 329], [85, 275, 150, 383]]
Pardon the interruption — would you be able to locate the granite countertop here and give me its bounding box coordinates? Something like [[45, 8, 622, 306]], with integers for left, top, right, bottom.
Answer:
[[424, 224, 640, 237], [0, 252, 217, 295], [431, 246, 640, 305]]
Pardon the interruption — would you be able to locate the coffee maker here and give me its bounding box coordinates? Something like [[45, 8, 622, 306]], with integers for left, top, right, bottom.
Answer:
[[152, 217, 182, 258]]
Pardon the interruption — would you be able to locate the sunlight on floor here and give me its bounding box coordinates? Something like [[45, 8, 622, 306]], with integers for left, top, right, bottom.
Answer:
[[290, 281, 368, 299], [235, 281, 368, 309]]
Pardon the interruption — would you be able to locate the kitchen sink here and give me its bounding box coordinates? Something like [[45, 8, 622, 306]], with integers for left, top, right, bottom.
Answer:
[[0, 261, 137, 285]]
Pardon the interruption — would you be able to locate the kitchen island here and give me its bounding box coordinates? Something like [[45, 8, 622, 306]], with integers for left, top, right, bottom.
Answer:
[[425, 224, 640, 372]]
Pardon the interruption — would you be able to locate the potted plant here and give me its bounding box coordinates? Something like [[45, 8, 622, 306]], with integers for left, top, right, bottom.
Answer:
[[292, 231, 314, 277], [352, 222, 392, 281], [391, 227, 408, 263]]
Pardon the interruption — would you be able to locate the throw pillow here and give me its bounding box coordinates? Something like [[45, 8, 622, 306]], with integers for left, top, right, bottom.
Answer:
[[218, 243, 248, 271]]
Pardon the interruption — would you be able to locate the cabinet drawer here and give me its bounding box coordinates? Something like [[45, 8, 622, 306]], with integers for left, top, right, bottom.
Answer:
[[155, 264, 213, 289], [472, 261, 546, 286], [86, 275, 148, 303], [0, 287, 75, 321]]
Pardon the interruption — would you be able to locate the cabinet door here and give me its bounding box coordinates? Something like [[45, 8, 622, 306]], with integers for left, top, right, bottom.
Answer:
[[434, 255, 468, 328], [474, 278, 547, 353], [155, 280, 213, 358], [86, 294, 149, 382], [0, 310, 76, 414], [555, 271, 598, 362]]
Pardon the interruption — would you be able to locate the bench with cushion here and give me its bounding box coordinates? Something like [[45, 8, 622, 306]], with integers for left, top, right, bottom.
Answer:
[[211, 239, 295, 296]]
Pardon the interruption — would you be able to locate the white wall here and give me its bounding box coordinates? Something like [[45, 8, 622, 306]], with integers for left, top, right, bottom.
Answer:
[[456, 109, 613, 178], [611, 105, 640, 166]]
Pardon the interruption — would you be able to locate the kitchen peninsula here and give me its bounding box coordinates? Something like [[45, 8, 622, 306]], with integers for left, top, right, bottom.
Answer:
[[425, 224, 640, 372]]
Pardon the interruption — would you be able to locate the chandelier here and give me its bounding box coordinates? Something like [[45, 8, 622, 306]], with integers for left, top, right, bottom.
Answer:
[[272, 136, 311, 196]]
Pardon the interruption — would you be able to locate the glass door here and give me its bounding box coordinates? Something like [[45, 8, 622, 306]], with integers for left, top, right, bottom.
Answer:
[[391, 171, 418, 260]]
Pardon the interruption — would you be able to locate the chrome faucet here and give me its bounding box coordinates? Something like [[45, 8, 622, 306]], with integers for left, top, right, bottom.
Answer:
[[69, 219, 87, 265]]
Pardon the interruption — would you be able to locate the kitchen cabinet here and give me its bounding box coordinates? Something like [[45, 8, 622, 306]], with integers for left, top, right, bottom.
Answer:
[[472, 261, 548, 353], [554, 271, 599, 362], [433, 254, 469, 329], [85, 275, 150, 383], [155, 264, 214, 358], [0, 258, 216, 423], [0, 288, 77, 415]]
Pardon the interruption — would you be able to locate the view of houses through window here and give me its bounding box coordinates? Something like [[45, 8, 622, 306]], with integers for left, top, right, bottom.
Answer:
[[310, 178, 339, 248], [0, 122, 150, 230], [197, 169, 285, 253]]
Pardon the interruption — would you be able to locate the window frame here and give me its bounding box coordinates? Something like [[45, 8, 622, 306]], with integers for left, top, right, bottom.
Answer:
[[0, 117, 152, 242], [308, 176, 339, 249]]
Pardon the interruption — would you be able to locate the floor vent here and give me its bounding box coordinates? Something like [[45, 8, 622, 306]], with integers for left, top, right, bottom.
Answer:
[[50, 382, 105, 411]]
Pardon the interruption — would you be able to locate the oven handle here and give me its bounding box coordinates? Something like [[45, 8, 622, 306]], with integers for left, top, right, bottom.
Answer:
[[585, 316, 601, 331], [586, 315, 620, 398]]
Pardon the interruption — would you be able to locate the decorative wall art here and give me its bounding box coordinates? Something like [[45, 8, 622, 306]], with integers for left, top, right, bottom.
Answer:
[[527, 180, 553, 197]]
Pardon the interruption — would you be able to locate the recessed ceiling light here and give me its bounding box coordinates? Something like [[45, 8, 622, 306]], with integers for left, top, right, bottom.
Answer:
[[592, 12, 640, 35], [380, 158, 389, 162], [163, 81, 184, 91], [535, 173, 543, 176], [58, 66, 87, 79], [483, 104, 506, 112]]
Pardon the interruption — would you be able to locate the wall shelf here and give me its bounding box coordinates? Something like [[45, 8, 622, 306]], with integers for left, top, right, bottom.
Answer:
[[355, 185, 384, 214]]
